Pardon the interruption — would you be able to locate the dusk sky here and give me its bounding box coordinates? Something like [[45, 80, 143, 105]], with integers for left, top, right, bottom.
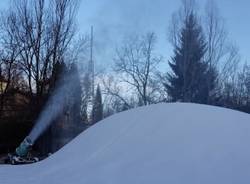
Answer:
[[77, 0, 250, 66], [0, 0, 249, 67]]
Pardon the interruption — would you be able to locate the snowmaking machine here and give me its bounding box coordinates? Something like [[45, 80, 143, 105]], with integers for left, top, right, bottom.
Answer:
[[7, 137, 39, 165]]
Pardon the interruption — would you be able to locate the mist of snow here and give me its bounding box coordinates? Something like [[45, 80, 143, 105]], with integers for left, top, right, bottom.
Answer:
[[28, 69, 77, 144]]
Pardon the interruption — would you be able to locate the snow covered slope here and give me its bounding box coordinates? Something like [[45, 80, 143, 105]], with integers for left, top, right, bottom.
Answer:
[[1, 103, 250, 184]]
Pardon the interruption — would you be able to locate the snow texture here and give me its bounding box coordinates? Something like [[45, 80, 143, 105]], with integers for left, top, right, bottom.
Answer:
[[1, 103, 250, 184]]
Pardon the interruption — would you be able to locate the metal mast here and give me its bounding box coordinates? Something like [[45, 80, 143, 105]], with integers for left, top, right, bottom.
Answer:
[[88, 26, 95, 114]]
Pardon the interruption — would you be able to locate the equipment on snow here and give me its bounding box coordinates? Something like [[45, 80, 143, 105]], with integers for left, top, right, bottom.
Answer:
[[6, 137, 39, 165]]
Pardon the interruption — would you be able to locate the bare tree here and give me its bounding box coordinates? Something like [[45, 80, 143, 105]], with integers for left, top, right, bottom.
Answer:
[[102, 75, 133, 110], [1, 0, 79, 99], [204, 0, 226, 67], [113, 33, 162, 106], [0, 34, 24, 114], [204, 0, 240, 80], [224, 63, 250, 109]]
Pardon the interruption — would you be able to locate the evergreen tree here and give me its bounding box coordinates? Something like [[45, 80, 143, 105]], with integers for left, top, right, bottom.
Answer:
[[50, 61, 67, 93], [81, 103, 88, 123], [165, 12, 215, 103], [68, 62, 82, 125], [81, 73, 91, 124], [92, 85, 103, 124]]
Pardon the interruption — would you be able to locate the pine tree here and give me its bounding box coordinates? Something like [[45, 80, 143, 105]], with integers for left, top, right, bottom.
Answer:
[[92, 85, 103, 124], [50, 61, 67, 93], [165, 12, 215, 103], [68, 62, 82, 125], [81, 73, 91, 124]]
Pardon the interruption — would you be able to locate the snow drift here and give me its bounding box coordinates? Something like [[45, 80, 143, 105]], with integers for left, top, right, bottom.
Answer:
[[1, 103, 250, 184]]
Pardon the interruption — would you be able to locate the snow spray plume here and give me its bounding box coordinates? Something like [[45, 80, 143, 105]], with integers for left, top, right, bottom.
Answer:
[[28, 65, 78, 144]]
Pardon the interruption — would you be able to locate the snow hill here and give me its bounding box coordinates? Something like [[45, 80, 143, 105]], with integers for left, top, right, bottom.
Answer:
[[1, 103, 250, 184]]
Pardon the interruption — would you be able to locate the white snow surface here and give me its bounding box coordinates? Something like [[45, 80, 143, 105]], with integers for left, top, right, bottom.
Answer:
[[1, 103, 250, 184]]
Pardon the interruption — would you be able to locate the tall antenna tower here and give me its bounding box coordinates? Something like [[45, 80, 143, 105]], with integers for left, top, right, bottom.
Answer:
[[90, 26, 94, 102], [89, 26, 95, 110]]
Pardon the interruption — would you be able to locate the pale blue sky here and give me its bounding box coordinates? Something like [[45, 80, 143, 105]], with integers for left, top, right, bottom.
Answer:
[[0, 0, 249, 66], [77, 0, 250, 65]]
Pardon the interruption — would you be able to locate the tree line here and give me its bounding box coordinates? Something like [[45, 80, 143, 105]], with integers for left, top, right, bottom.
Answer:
[[102, 0, 250, 115], [0, 0, 103, 155]]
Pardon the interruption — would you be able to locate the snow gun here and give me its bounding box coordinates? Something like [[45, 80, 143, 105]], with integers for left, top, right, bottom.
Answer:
[[15, 137, 33, 157], [7, 137, 39, 165]]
